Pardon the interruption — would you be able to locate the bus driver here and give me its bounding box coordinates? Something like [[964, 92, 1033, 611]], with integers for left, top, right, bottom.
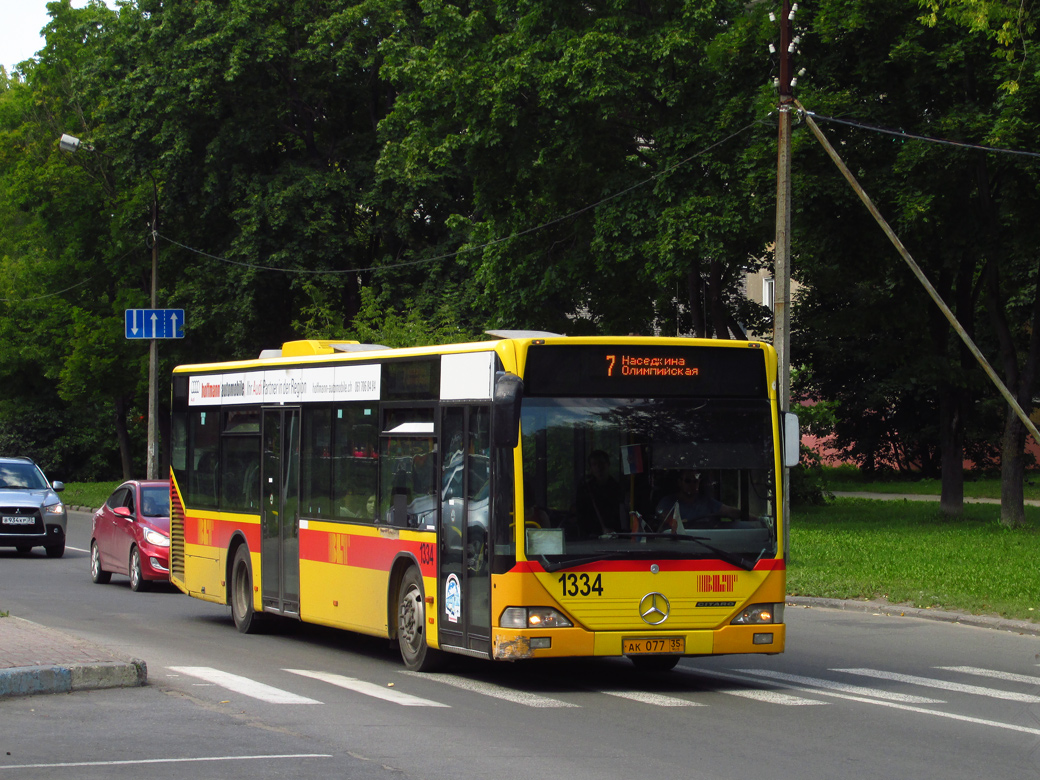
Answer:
[[655, 470, 740, 532]]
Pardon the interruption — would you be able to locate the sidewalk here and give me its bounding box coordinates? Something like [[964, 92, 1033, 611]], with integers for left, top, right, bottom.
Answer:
[[831, 490, 1040, 506], [0, 615, 146, 698]]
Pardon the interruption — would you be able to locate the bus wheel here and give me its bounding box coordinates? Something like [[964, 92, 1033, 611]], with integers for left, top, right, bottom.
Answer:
[[397, 567, 444, 672], [231, 546, 263, 634], [630, 655, 681, 672]]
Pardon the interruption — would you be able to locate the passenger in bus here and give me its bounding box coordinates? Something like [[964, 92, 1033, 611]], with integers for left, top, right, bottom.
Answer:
[[655, 470, 740, 531], [575, 450, 637, 537]]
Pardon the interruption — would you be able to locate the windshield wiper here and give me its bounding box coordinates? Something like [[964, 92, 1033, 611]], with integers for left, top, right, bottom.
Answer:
[[628, 532, 760, 571], [535, 551, 634, 573]]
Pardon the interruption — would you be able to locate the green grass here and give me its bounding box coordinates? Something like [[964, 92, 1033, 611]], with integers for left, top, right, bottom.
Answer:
[[61, 481, 121, 509], [821, 465, 1040, 501], [790, 498, 1040, 622]]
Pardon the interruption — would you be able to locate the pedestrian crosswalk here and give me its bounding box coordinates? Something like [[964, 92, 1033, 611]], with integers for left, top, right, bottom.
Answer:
[[162, 661, 1040, 737], [168, 666, 322, 704], [286, 669, 448, 707]]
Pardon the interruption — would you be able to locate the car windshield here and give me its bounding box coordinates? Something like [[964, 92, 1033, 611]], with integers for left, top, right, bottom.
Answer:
[[140, 485, 170, 517], [520, 397, 777, 568], [0, 463, 49, 490]]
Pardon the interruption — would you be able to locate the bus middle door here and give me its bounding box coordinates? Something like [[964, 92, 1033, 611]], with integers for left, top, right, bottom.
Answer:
[[261, 407, 301, 617], [438, 406, 491, 657]]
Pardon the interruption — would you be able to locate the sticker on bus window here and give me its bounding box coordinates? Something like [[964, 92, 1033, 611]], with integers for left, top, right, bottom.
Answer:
[[620, 445, 644, 475], [445, 574, 461, 623]]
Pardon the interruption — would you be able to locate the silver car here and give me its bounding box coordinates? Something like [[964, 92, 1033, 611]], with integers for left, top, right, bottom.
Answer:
[[0, 456, 67, 557]]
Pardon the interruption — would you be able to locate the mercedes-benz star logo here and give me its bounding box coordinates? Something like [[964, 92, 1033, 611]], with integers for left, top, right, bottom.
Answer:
[[639, 592, 670, 625]]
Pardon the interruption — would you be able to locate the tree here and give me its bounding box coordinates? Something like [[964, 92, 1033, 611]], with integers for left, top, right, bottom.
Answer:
[[791, 0, 1040, 523], [376, 1, 777, 337], [0, 1, 142, 478], [916, 3, 1040, 526]]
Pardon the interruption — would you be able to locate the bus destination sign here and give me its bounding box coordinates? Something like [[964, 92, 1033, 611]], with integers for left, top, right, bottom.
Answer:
[[604, 352, 700, 378], [524, 344, 768, 398]]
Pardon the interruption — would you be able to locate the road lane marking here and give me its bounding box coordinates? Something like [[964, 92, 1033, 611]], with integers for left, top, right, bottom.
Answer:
[[400, 671, 578, 708], [167, 666, 321, 704], [938, 666, 1040, 686], [675, 668, 826, 705], [284, 669, 448, 707], [725, 668, 1040, 736], [834, 668, 1040, 703], [736, 669, 945, 704], [0, 754, 332, 770], [601, 690, 705, 706]]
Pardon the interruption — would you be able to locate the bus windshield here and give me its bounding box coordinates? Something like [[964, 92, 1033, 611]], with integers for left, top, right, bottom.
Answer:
[[520, 397, 777, 569]]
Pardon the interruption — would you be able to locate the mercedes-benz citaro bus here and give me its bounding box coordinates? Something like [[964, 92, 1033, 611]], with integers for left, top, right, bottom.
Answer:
[[169, 332, 798, 671]]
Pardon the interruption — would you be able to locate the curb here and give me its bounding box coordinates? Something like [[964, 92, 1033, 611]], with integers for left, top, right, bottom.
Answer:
[[787, 596, 1040, 637], [0, 616, 149, 699], [0, 659, 147, 698]]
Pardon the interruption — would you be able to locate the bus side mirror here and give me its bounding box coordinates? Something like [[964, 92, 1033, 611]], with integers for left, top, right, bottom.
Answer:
[[493, 372, 524, 450], [783, 412, 800, 467]]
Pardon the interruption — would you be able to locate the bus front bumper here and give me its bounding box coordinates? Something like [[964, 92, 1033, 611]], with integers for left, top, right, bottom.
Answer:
[[492, 623, 785, 660]]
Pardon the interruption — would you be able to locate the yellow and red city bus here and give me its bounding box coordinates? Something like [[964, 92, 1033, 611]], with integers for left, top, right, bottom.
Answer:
[[169, 333, 798, 671]]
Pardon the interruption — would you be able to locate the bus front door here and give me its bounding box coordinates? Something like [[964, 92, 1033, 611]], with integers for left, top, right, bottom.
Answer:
[[261, 407, 301, 617], [438, 406, 492, 658]]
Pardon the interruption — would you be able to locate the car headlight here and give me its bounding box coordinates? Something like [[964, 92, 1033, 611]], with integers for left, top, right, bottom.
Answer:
[[43, 502, 64, 515], [500, 607, 573, 628], [143, 528, 170, 547], [730, 603, 784, 625]]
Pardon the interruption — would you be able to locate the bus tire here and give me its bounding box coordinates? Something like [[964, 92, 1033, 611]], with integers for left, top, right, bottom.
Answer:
[[397, 566, 444, 672], [630, 654, 681, 672], [231, 545, 263, 634]]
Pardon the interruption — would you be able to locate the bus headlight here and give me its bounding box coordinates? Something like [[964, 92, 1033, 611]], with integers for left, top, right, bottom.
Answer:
[[500, 607, 573, 629], [730, 603, 784, 625]]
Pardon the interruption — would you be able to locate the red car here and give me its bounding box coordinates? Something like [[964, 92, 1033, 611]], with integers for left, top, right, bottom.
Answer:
[[90, 480, 171, 591]]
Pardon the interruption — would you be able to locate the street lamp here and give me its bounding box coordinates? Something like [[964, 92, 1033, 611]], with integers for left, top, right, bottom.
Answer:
[[60, 133, 161, 480]]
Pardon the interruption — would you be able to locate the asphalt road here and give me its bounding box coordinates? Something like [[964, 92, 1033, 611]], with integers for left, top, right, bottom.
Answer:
[[1, 510, 1039, 780]]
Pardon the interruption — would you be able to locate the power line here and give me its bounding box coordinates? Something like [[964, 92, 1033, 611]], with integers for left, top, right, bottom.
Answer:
[[157, 116, 771, 276], [801, 110, 1040, 160], [0, 276, 94, 303], [0, 241, 145, 303]]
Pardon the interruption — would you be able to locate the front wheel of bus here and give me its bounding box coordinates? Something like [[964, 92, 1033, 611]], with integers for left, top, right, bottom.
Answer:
[[231, 546, 263, 634], [397, 567, 444, 672]]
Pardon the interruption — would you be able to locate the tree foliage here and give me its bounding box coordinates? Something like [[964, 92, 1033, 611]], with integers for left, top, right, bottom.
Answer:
[[0, 0, 1038, 514], [792, 0, 1040, 523]]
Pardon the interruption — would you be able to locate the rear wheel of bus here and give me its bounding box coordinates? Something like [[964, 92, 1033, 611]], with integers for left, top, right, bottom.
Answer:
[[231, 545, 264, 634], [397, 566, 444, 672]]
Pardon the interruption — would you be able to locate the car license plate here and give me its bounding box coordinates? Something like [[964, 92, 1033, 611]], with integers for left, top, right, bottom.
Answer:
[[623, 636, 685, 655], [2, 516, 36, 525]]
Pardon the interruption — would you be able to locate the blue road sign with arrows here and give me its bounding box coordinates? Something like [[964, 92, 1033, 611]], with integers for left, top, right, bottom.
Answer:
[[125, 308, 185, 339]]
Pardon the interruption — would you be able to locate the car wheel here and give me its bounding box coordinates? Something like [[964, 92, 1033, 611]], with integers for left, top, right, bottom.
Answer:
[[231, 545, 264, 633], [15, 545, 32, 554], [44, 538, 65, 558], [90, 541, 111, 584], [129, 546, 149, 592], [397, 566, 444, 672]]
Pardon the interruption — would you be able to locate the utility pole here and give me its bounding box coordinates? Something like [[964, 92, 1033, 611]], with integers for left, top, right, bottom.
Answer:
[[774, 2, 796, 556], [147, 184, 160, 480], [775, 1, 794, 414]]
